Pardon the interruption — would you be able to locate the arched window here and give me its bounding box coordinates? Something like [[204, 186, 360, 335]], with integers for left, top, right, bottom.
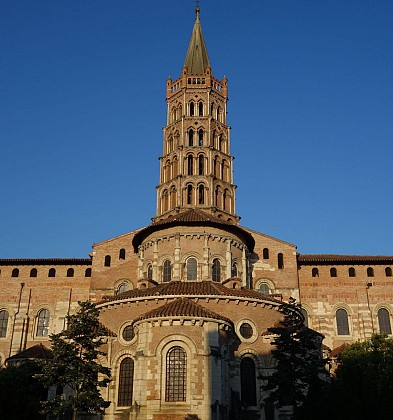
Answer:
[[173, 156, 178, 177], [216, 106, 221, 121], [30, 268, 38, 277], [67, 268, 74, 278], [221, 159, 228, 181], [36, 309, 50, 337], [378, 308, 392, 334], [240, 357, 257, 406], [198, 102, 203, 116], [187, 155, 193, 175], [300, 308, 308, 327], [336, 308, 349, 335], [213, 156, 218, 177], [278, 253, 284, 269], [188, 130, 194, 146], [198, 129, 203, 146], [348, 267, 356, 277], [386, 267, 392, 277], [118, 357, 134, 407], [198, 184, 204, 205], [85, 268, 92, 277], [211, 129, 215, 146], [166, 346, 186, 402], [263, 248, 269, 259], [162, 189, 169, 212], [170, 186, 176, 208], [312, 268, 319, 277], [116, 282, 130, 295], [187, 258, 197, 280], [231, 262, 238, 278], [212, 259, 221, 282], [259, 283, 270, 295], [147, 264, 153, 280], [367, 267, 374, 277], [48, 268, 56, 277], [0, 310, 9, 338], [104, 255, 111, 267], [187, 184, 193, 205], [198, 155, 204, 175], [223, 190, 227, 210], [330, 268, 337, 277], [119, 248, 126, 260], [163, 260, 172, 282], [190, 102, 194, 116], [11, 268, 19, 278]]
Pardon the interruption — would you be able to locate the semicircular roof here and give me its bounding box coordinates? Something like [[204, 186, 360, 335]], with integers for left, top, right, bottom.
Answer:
[[99, 280, 283, 306], [133, 297, 232, 325], [132, 209, 255, 252]]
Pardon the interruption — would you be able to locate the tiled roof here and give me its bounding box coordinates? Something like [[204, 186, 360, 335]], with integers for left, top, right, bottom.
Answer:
[[6, 343, 53, 361], [100, 280, 282, 305], [132, 209, 255, 252], [134, 297, 232, 324], [330, 343, 350, 357], [298, 254, 393, 265], [153, 209, 232, 225], [0, 258, 91, 266]]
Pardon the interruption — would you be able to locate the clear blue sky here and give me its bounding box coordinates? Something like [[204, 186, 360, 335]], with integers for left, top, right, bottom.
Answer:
[[1, 0, 392, 258]]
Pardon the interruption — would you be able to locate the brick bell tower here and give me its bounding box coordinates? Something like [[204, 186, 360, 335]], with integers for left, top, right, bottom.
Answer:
[[154, 6, 239, 225]]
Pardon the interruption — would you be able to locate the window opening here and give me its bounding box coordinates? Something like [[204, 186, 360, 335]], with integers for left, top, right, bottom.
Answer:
[[0, 310, 9, 338], [187, 258, 197, 280], [118, 358, 134, 407], [163, 260, 172, 282], [263, 248, 269, 259], [36, 309, 50, 337], [278, 253, 284, 269], [165, 346, 186, 402], [212, 259, 221, 282], [378, 308, 392, 334], [198, 185, 204, 205], [240, 358, 257, 406], [336, 309, 349, 335]]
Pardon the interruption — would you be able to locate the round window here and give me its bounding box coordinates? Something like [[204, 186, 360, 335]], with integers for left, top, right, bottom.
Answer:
[[122, 325, 135, 342], [239, 322, 253, 339]]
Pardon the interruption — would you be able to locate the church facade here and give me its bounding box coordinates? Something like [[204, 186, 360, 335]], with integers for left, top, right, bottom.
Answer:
[[1, 7, 393, 420]]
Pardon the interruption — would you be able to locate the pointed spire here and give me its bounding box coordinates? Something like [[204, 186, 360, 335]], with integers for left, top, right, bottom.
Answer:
[[183, 6, 210, 75]]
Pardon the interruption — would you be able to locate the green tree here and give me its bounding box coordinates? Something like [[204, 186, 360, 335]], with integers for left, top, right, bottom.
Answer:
[[37, 301, 111, 420], [0, 360, 47, 420], [262, 303, 328, 419], [323, 333, 393, 420]]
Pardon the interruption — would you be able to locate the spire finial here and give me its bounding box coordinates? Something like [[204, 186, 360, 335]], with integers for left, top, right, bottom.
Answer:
[[195, 0, 200, 16]]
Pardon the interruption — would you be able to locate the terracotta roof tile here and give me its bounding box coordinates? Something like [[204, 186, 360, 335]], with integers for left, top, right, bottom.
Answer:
[[153, 209, 232, 226], [6, 343, 53, 361], [330, 343, 350, 357], [134, 298, 232, 324], [132, 209, 255, 252], [0, 258, 91, 266], [100, 280, 282, 304], [298, 254, 393, 265]]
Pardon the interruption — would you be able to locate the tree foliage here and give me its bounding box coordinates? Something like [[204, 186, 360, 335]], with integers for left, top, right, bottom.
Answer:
[[36, 301, 111, 419], [321, 333, 393, 420], [0, 360, 47, 420], [261, 303, 328, 418]]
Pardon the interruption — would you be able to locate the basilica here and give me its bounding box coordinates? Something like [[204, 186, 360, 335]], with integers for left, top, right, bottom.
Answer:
[[1, 6, 392, 420]]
